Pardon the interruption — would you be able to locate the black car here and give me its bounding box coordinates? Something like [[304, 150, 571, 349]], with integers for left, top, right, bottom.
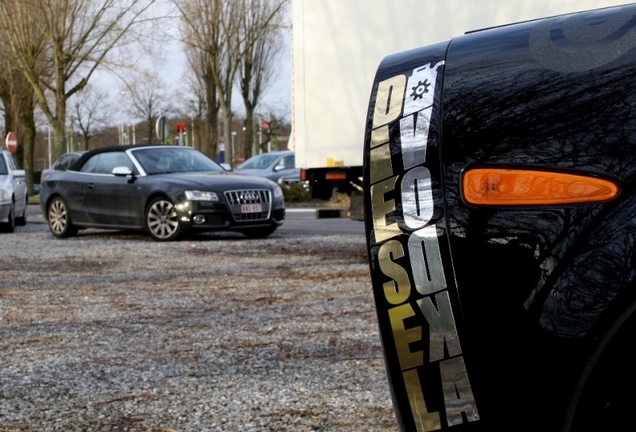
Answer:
[[363, 4, 636, 432], [40, 145, 285, 241]]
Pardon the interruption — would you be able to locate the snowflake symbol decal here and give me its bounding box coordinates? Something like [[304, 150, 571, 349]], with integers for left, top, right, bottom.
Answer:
[[410, 79, 431, 100]]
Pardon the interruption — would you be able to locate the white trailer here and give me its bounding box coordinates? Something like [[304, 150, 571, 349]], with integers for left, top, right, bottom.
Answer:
[[290, 0, 627, 215]]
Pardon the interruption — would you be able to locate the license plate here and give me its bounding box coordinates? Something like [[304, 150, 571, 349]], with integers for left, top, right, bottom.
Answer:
[[241, 203, 262, 213]]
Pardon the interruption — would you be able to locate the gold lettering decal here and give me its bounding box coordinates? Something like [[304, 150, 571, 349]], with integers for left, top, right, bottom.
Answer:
[[389, 303, 423, 371], [403, 369, 442, 432], [371, 125, 390, 149], [370, 143, 394, 184], [371, 176, 401, 243], [370, 64, 480, 431], [408, 226, 447, 296], [439, 356, 480, 426], [373, 75, 406, 127], [378, 240, 411, 305], [417, 292, 462, 363]]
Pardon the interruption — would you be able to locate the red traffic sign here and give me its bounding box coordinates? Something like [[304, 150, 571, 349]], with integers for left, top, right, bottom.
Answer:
[[5, 132, 17, 153]]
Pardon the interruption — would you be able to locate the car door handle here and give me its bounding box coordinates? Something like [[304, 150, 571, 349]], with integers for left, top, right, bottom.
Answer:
[[87, 183, 95, 189]]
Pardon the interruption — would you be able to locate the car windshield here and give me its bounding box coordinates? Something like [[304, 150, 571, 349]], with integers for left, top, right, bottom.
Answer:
[[133, 147, 225, 175], [237, 153, 280, 170], [0, 156, 6, 175]]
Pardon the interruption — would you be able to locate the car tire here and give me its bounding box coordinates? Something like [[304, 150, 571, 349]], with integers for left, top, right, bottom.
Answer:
[[145, 197, 180, 242], [15, 196, 27, 226], [48, 196, 77, 238], [240, 225, 277, 239], [1, 202, 15, 233]]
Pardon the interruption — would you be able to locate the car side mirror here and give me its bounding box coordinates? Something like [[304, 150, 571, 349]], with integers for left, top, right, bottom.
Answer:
[[13, 169, 25, 178], [112, 166, 133, 176]]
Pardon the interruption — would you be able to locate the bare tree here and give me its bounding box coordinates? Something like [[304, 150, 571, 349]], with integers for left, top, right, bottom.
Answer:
[[0, 0, 45, 194], [69, 85, 113, 150], [237, 0, 287, 160], [0, 0, 159, 161], [174, 0, 287, 167], [122, 72, 171, 144], [175, 0, 228, 161], [0, 70, 38, 193]]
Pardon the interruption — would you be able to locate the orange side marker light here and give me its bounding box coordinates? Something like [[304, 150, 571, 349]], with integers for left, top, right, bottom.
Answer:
[[462, 168, 620, 206]]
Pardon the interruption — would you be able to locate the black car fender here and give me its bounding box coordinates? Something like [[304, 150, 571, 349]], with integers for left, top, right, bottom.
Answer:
[[363, 4, 636, 431]]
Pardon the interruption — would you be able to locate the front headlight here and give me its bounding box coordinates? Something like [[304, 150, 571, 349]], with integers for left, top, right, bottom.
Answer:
[[0, 189, 9, 201], [185, 190, 219, 201], [273, 184, 283, 199]]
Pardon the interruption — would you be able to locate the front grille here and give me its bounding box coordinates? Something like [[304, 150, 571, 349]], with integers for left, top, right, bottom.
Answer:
[[224, 189, 271, 221]]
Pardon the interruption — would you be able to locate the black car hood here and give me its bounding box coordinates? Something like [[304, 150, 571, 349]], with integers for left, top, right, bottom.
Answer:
[[143, 171, 276, 191]]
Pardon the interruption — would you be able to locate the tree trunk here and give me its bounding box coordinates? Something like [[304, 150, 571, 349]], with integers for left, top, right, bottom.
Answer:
[[203, 72, 219, 160], [147, 115, 154, 145], [52, 95, 67, 159], [21, 113, 36, 195], [2, 96, 13, 136], [222, 107, 234, 167], [243, 101, 255, 160], [205, 106, 219, 160]]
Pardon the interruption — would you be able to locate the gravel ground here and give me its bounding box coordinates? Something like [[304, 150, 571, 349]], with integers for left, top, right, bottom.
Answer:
[[0, 225, 398, 432]]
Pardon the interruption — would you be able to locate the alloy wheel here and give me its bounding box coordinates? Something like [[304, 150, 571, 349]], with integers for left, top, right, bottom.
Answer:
[[146, 198, 179, 241], [48, 197, 76, 237]]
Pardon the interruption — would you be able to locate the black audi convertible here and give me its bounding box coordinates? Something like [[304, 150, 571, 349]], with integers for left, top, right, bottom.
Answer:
[[363, 4, 636, 432], [40, 145, 285, 241]]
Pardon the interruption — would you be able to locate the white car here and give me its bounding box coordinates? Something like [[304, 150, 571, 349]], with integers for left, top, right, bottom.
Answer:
[[0, 147, 28, 232]]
